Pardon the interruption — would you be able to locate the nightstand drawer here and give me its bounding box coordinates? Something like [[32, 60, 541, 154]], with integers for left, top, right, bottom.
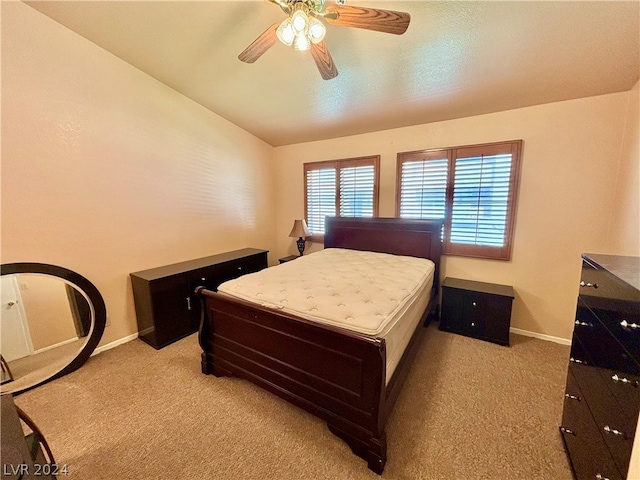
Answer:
[[439, 278, 514, 346]]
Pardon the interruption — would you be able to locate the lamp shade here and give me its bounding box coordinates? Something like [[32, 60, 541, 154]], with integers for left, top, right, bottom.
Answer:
[[289, 219, 311, 238]]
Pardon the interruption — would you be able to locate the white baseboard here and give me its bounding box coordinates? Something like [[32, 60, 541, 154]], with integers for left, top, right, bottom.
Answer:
[[510, 327, 571, 346], [92, 333, 139, 356], [34, 336, 79, 355], [91, 328, 569, 356]]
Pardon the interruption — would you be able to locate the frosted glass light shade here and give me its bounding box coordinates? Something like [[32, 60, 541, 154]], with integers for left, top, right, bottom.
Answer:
[[276, 19, 295, 46], [291, 10, 308, 33], [294, 33, 310, 51], [308, 18, 326, 43]]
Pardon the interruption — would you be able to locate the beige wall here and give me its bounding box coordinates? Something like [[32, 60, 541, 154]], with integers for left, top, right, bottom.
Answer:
[[2, 3, 637, 348], [273, 92, 633, 341], [1, 3, 277, 347], [605, 80, 639, 255]]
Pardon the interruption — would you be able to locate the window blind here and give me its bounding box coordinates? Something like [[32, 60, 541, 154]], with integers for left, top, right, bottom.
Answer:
[[306, 167, 336, 235], [450, 153, 512, 247], [398, 158, 448, 219], [339, 165, 375, 217], [396, 140, 522, 261]]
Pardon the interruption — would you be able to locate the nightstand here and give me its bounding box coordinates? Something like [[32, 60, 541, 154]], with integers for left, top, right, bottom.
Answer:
[[278, 255, 299, 264], [439, 277, 514, 346]]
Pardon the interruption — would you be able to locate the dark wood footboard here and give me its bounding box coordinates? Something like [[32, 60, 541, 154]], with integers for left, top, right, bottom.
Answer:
[[197, 287, 438, 474], [197, 288, 389, 472]]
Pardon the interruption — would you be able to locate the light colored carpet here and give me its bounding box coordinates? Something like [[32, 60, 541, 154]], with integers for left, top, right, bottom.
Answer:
[[13, 324, 573, 479]]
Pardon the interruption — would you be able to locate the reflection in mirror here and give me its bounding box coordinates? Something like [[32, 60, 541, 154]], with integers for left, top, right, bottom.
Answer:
[[1, 274, 93, 393], [0, 263, 106, 396]]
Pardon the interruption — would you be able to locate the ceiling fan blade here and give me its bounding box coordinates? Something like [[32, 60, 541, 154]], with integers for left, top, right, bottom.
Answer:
[[324, 5, 410, 35], [238, 23, 280, 63], [310, 41, 338, 80]]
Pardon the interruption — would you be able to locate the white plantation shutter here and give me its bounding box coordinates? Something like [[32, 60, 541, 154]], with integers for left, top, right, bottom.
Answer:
[[396, 141, 522, 260], [450, 153, 512, 247], [399, 157, 448, 220], [305, 156, 379, 237], [340, 164, 375, 217], [306, 167, 336, 235]]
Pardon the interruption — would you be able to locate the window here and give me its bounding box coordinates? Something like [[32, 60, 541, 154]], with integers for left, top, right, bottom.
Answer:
[[305, 156, 380, 241], [396, 140, 522, 260]]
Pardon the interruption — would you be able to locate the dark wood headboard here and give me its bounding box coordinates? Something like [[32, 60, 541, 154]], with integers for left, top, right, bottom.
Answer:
[[324, 217, 443, 289]]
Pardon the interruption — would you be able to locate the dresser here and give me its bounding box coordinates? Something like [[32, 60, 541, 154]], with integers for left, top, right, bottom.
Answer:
[[560, 254, 640, 480], [439, 277, 514, 346], [131, 248, 268, 349]]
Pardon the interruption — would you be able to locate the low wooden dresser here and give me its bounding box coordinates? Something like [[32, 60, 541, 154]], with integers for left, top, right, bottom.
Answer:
[[560, 253, 640, 480], [131, 248, 268, 349]]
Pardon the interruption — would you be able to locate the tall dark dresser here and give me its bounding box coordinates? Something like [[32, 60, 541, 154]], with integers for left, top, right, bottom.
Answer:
[[560, 254, 640, 480]]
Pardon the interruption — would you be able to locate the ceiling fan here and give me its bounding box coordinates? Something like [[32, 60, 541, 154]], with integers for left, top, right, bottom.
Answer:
[[238, 0, 411, 80]]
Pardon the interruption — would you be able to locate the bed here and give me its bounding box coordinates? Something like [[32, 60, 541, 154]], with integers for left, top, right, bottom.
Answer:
[[196, 217, 442, 474]]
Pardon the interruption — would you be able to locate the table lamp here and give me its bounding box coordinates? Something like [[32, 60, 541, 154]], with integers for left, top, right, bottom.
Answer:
[[289, 219, 311, 256]]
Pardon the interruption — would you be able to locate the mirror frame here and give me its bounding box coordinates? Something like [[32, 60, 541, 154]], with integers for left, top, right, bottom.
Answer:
[[0, 263, 106, 395]]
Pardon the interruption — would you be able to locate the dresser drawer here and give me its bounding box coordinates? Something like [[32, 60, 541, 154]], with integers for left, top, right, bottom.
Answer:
[[570, 363, 637, 476], [579, 259, 640, 363], [573, 302, 640, 419], [587, 300, 640, 365], [561, 370, 623, 480], [191, 252, 267, 291], [573, 300, 639, 377]]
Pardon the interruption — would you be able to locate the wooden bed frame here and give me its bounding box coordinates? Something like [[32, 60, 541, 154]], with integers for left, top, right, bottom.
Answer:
[[197, 217, 442, 474]]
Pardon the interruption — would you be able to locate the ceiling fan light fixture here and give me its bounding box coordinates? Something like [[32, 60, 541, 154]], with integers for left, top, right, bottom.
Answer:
[[239, 0, 410, 80], [276, 18, 295, 46]]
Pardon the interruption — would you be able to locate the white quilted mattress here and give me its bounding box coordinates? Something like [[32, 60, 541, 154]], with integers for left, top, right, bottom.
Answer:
[[217, 248, 435, 382]]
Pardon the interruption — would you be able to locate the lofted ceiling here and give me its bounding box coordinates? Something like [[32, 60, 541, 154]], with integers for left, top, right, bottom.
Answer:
[[25, 0, 640, 147]]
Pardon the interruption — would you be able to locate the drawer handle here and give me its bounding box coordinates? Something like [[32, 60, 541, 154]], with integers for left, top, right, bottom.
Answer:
[[596, 474, 610, 480], [611, 374, 638, 387], [237, 266, 243, 271], [564, 393, 581, 401], [472, 301, 477, 307], [570, 357, 587, 365], [186, 297, 191, 311], [579, 281, 598, 288], [603, 425, 626, 438], [560, 427, 576, 436], [620, 320, 640, 330], [574, 320, 593, 327]]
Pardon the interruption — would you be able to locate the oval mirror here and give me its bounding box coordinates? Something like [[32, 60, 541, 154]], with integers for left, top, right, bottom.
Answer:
[[0, 263, 106, 395]]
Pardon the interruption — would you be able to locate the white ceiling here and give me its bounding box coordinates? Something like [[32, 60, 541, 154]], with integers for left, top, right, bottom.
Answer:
[[25, 1, 640, 147]]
